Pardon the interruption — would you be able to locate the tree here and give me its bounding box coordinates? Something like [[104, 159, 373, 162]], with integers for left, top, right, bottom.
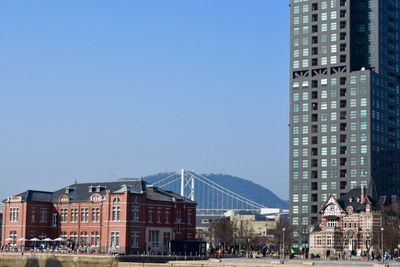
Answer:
[[293, 224, 310, 256], [209, 217, 234, 250], [363, 231, 373, 257], [381, 204, 400, 254], [273, 219, 292, 255], [233, 219, 254, 249], [383, 220, 400, 254], [196, 228, 211, 242]]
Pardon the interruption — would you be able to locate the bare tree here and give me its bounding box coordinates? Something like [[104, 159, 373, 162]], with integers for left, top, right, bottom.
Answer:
[[363, 232, 372, 257], [293, 224, 309, 256], [234, 220, 254, 248], [273, 219, 292, 256], [383, 219, 400, 254], [209, 217, 234, 250], [381, 204, 400, 254], [196, 228, 210, 242]]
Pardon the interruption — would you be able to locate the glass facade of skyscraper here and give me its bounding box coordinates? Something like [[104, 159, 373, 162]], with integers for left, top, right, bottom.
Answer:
[[289, 0, 400, 248]]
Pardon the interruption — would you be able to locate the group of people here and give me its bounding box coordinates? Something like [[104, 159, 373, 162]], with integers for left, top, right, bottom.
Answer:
[[311, 249, 395, 261], [1, 244, 14, 252]]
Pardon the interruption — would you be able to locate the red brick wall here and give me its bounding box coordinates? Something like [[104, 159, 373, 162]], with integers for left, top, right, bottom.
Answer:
[[2, 191, 196, 255]]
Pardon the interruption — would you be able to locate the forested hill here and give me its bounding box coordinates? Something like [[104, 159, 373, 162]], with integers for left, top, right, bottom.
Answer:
[[144, 173, 288, 209]]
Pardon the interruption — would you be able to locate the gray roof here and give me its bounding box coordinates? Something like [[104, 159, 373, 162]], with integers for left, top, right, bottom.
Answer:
[[310, 224, 322, 233], [12, 190, 53, 203], [51, 180, 146, 202], [337, 188, 378, 212], [146, 186, 192, 203], [5, 179, 195, 205]]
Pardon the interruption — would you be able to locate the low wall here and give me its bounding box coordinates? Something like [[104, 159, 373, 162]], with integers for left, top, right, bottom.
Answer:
[[0, 255, 391, 267], [0, 253, 116, 267], [0, 253, 207, 267]]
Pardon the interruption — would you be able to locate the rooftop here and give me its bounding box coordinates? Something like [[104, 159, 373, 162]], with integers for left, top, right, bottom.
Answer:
[[4, 179, 195, 204]]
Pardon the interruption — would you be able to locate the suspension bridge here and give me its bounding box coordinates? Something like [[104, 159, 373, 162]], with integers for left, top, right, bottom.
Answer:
[[151, 169, 267, 216]]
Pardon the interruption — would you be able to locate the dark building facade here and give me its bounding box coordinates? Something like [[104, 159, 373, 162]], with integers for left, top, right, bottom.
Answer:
[[1, 180, 196, 254], [289, 0, 400, 244]]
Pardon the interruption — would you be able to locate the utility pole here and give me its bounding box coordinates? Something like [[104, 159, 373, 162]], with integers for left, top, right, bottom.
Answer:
[[282, 227, 286, 260], [381, 227, 384, 263]]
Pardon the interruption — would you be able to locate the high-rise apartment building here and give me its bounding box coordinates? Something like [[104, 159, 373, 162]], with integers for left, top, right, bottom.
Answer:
[[289, 0, 400, 236]]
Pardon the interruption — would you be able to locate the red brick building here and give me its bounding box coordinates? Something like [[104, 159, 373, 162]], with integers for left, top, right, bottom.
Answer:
[[1, 179, 196, 254]]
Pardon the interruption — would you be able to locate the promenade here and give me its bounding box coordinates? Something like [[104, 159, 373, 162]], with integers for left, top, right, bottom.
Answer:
[[167, 258, 398, 267], [0, 253, 398, 267]]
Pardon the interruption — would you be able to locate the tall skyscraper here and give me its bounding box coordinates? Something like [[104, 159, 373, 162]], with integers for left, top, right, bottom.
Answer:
[[289, 0, 400, 237]]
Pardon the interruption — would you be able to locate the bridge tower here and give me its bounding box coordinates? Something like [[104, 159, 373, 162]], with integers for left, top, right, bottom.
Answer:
[[180, 169, 195, 201]]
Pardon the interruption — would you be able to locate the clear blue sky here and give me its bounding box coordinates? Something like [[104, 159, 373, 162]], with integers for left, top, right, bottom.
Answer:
[[0, 1, 290, 201]]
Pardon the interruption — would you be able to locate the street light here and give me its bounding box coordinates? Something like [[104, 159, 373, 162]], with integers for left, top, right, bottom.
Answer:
[[381, 227, 384, 263], [282, 228, 286, 260], [365, 235, 371, 257]]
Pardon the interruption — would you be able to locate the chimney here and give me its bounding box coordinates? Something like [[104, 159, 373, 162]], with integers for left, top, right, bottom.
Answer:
[[361, 186, 365, 203]]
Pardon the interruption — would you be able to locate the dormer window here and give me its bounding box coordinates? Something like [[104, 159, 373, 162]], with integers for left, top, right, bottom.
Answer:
[[65, 186, 75, 194], [366, 204, 371, 212], [120, 184, 131, 191], [94, 185, 106, 193], [348, 197, 353, 203], [347, 206, 353, 214]]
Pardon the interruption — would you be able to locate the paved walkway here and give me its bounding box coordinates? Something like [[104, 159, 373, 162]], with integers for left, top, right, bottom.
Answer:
[[171, 258, 398, 267]]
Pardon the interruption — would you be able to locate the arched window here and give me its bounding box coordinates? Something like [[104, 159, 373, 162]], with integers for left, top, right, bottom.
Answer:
[[91, 231, 100, 246], [81, 208, 89, 222], [59, 195, 69, 203], [38, 233, 47, 239], [80, 231, 89, 245], [112, 197, 121, 221], [113, 197, 121, 205], [111, 232, 120, 248], [9, 231, 17, 245], [90, 194, 102, 202], [70, 231, 78, 244], [131, 205, 140, 222], [92, 208, 100, 222], [61, 209, 68, 223], [61, 232, 68, 239], [9, 208, 19, 222]]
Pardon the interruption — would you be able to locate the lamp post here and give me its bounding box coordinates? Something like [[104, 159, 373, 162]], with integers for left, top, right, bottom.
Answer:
[[282, 228, 286, 260], [247, 238, 250, 258], [381, 227, 384, 263], [365, 235, 371, 258]]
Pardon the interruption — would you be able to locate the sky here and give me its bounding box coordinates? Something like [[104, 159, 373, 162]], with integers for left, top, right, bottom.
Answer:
[[0, 1, 290, 202]]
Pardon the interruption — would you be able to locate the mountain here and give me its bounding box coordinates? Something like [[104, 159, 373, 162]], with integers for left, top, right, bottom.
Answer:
[[144, 173, 288, 209]]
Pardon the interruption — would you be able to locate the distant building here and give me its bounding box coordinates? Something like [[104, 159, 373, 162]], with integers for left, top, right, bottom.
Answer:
[[226, 211, 278, 238], [196, 215, 221, 233], [196, 209, 282, 248], [309, 187, 382, 258], [1, 180, 196, 254], [260, 208, 289, 222]]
